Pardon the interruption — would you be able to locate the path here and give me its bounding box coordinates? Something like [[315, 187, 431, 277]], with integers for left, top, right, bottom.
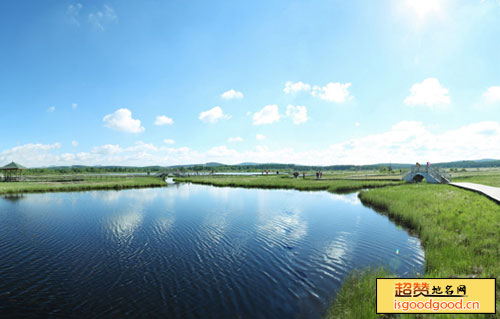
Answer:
[[450, 182, 500, 204]]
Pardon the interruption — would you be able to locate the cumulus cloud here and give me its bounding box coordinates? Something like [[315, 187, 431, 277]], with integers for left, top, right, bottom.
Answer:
[[92, 144, 123, 155], [199, 106, 231, 123], [283, 81, 311, 94], [228, 137, 243, 142], [61, 153, 76, 162], [312, 82, 353, 103], [66, 3, 83, 26], [103, 108, 145, 133], [47, 106, 56, 112], [206, 146, 239, 158], [404, 78, 450, 107], [163, 139, 175, 145], [221, 89, 244, 100], [286, 105, 308, 124], [88, 4, 117, 30], [3, 121, 500, 167], [72, 140, 79, 147], [154, 115, 174, 126], [483, 86, 500, 103], [256, 134, 266, 141], [284, 81, 353, 103], [0, 143, 61, 167], [253, 105, 281, 125]]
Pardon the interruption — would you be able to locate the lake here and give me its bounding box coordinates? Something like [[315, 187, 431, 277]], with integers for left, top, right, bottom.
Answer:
[[0, 183, 424, 318]]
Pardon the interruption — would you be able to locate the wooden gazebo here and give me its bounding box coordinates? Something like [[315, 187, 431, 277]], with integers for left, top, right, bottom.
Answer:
[[1, 162, 27, 182]]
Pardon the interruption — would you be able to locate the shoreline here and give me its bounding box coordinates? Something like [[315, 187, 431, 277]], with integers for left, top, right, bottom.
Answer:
[[326, 184, 499, 318]]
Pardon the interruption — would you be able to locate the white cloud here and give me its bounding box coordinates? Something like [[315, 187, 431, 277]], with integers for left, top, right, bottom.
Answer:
[[206, 146, 239, 158], [61, 153, 76, 162], [154, 115, 174, 126], [404, 78, 450, 107], [72, 103, 78, 109], [88, 4, 117, 30], [286, 105, 308, 124], [483, 86, 500, 103], [228, 137, 243, 143], [355, 122, 360, 127], [67, 3, 83, 26], [0, 143, 61, 167], [221, 89, 244, 100], [253, 105, 281, 125], [284, 81, 311, 94], [103, 108, 145, 133], [125, 141, 158, 153], [72, 140, 79, 147], [163, 139, 175, 145], [256, 134, 266, 141], [47, 106, 56, 112], [2, 120, 500, 167], [92, 144, 122, 155], [285, 81, 353, 103], [312, 82, 353, 103], [199, 106, 231, 123]]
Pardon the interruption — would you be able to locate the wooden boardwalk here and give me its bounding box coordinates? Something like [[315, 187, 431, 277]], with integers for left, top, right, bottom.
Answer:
[[450, 182, 500, 204]]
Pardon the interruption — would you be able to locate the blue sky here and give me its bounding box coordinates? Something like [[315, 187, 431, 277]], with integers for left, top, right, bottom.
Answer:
[[1, 0, 500, 167]]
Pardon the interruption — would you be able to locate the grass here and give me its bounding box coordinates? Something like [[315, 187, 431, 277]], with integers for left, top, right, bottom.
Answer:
[[454, 173, 500, 187], [326, 268, 392, 319], [173, 175, 404, 193], [0, 176, 167, 194], [327, 184, 500, 319]]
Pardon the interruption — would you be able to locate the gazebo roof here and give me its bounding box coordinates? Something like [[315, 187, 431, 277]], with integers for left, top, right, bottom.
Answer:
[[1, 161, 27, 170]]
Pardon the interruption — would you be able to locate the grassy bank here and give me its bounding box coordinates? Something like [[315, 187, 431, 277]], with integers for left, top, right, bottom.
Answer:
[[0, 176, 166, 194], [454, 173, 500, 187], [326, 268, 392, 319], [174, 175, 404, 193], [327, 184, 500, 319]]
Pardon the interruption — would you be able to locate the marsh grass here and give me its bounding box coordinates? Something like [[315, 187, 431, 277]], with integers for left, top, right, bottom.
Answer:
[[328, 184, 499, 318], [173, 175, 404, 193], [0, 176, 166, 194], [326, 268, 392, 319], [454, 173, 500, 187]]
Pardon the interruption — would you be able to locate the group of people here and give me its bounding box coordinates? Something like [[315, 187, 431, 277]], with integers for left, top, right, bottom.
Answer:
[[416, 162, 431, 169], [315, 171, 323, 179], [293, 172, 307, 179]]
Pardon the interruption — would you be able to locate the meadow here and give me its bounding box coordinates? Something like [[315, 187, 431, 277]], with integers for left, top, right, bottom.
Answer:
[[328, 184, 500, 319], [173, 174, 404, 192]]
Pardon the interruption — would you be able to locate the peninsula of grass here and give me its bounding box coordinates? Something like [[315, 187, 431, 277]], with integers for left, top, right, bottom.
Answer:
[[0, 176, 167, 195], [327, 184, 500, 319], [174, 175, 404, 193]]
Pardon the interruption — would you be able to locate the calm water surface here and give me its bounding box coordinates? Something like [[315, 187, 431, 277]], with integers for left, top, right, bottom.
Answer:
[[0, 184, 424, 318]]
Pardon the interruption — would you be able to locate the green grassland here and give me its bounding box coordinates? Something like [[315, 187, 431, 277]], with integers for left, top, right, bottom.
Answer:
[[327, 184, 500, 319], [0, 176, 166, 194], [173, 175, 404, 192], [453, 170, 500, 187]]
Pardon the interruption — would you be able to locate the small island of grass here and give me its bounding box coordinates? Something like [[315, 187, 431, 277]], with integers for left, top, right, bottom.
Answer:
[[0, 176, 167, 195]]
